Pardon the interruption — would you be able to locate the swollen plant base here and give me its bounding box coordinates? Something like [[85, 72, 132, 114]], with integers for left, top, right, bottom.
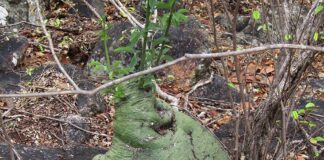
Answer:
[[93, 80, 229, 160]]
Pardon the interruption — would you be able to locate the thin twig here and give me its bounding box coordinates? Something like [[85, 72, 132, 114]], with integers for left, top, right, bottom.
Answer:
[[35, 0, 80, 90], [0, 21, 80, 34], [183, 72, 214, 110], [153, 81, 178, 110], [295, 120, 319, 156], [0, 112, 15, 160], [18, 110, 109, 138], [80, 0, 101, 19], [108, 0, 144, 28]]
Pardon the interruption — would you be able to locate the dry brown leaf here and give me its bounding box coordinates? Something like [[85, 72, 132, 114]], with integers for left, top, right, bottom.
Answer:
[[217, 115, 232, 125], [247, 62, 258, 75]]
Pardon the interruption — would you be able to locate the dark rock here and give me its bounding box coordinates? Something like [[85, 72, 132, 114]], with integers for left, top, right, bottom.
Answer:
[[87, 18, 211, 77], [168, 17, 211, 58], [88, 21, 133, 76], [0, 72, 23, 93], [0, 143, 106, 160], [33, 64, 106, 116], [215, 15, 250, 32], [0, 0, 28, 24], [191, 74, 241, 102], [0, 34, 28, 71], [0, 64, 105, 115], [69, 0, 105, 18], [63, 115, 90, 144], [309, 78, 324, 89]]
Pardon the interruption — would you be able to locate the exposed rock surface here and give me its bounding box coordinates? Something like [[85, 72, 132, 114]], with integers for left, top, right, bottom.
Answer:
[[69, 0, 105, 18], [0, 34, 28, 71], [191, 74, 241, 102], [0, 64, 105, 115], [64, 115, 90, 144], [0, 143, 106, 160], [0, 0, 28, 24]]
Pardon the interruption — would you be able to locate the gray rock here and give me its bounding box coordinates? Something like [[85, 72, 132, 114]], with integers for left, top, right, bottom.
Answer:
[[0, 72, 22, 93], [0, 143, 106, 160], [64, 115, 90, 145], [0, 64, 105, 115], [191, 74, 241, 102], [88, 21, 133, 77], [0, 0, 48, 25], [69, 0, 105, 18], [0, 0, 28, 24], [215, 15, 250, 32], [0, 34, 28, 71], [168, 17, 211, 58], [77, 81, 105, 116]]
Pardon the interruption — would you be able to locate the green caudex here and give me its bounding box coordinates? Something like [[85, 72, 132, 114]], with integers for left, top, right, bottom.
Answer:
[[93, 80, 229, 160]]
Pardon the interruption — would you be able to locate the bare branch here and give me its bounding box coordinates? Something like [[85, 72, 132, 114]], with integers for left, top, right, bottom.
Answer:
[[18, 110, 109, 138], [0, 44, 323, 98], [153, 81, 179, 110], [35, 0, 80, 90], [183, 72, 214, 110], [108, 0, 144, 28], [81, 0, 101, 19]]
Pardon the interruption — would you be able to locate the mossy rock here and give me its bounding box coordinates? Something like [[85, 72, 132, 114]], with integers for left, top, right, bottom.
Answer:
[[93, 80, 229, 160]]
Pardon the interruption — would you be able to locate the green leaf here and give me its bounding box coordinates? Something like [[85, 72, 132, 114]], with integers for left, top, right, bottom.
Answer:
[[291, 110, 299, 120], [320, 89, 324, 93], [310, 138, 317, 144], [152, 36, 168, 47], [120, 11, 128, 18], [26, 68, 34, 76], [54, 18, 61, 28], [308, 122, 316, 128], [314, 136, 324, 142], [305, 102, 315, 109], [227, 82, 236, 89], [257, 24, 267, 32], [128, 56, 138, 71], [113, 85, 125, 101], [313, 32, 319, 41], [142, 75, 155, 88], [252, 10, 261, 21], [130, 29, 142, 45], [284, 34, 293, 42], [314, 5, 323, 15], [156, 1, 171, 9], [243, 7, 251, 13], [114, 46, 134, 53], [299, 120, 308, 124], [38, 45, 44, 52], [167, 74, 175, 81], [297, 109, 305, 114], [112, 61, 122, 68], [89, 60, 104, 72]]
